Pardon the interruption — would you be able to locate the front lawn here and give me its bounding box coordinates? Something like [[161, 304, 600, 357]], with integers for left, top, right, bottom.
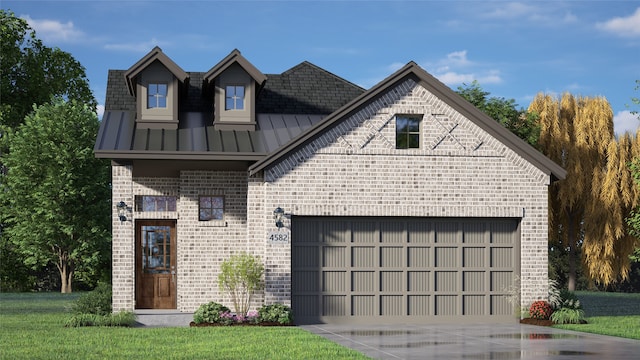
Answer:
[[552, 291, 640, 340], [0, 293, 368, 360]]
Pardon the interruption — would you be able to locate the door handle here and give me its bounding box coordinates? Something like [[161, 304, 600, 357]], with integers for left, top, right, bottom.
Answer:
[[171, 270, 176, 283]]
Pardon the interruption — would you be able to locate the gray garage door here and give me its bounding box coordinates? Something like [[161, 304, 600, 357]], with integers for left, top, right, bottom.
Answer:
[[291, 217, 520, 324]]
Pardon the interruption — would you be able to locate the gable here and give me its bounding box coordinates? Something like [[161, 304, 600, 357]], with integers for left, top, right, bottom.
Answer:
[[249, 62, 566, 182]]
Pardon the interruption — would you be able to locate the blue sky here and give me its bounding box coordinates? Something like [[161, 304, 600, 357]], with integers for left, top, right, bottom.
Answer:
[[4, 1, 640, 135]]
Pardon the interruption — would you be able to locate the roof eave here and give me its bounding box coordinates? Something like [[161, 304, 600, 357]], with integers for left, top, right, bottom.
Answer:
[[95, 150, 265, 162]]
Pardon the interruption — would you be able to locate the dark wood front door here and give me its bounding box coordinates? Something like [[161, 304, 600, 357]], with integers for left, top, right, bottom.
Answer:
[[136, 220, 177, 309]]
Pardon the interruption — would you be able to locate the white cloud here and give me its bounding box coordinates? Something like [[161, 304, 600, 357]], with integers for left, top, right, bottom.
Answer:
[[97, 105, 105, 120], [446, 50, 471, 67], [614, 110, 640, 135], [483, 2, 536, 20], [21, 15, 84, 43], [104, 38, 169, 52], [596, 7, 640, 38], [427, 51, 502, 86]]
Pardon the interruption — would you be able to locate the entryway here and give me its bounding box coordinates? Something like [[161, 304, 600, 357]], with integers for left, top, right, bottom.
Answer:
[[135, 220, 177, 309]]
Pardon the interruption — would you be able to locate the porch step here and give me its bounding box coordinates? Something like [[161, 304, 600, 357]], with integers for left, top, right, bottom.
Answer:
[[134, 310, 193, 327]]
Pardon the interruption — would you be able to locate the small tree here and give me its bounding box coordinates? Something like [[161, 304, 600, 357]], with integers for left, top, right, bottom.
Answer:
[[218, 252, 264, 317], [0, 99, 110, 293]]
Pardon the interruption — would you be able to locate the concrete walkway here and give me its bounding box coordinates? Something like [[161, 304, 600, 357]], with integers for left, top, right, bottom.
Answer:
[[300, 323, 640, 360], [134, 312, 640, 359]]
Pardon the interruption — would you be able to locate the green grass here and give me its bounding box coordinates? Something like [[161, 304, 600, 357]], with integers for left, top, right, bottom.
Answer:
[[552, 291, 640, 340], [0, 293, 369, 360]]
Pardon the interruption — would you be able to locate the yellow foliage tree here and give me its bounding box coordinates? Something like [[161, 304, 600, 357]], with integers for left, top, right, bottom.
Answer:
[[529, 93, 639, 289]]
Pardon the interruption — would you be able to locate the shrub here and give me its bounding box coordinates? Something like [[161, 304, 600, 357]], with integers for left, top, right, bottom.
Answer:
[[557, 289, 582, 310], [218, 253, 264, 317], [550, 307, 586, 324], [65, 311, 136, 327], [70, 282, 112, 315], [193, 301, 230, 324], [529, 300, 553, 320], [258, 303, 293, 325]]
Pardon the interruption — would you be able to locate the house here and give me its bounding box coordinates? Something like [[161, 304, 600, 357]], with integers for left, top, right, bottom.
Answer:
[[94, 47, 565, 324]]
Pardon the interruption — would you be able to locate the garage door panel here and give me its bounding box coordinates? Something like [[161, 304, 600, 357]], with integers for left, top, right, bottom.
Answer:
[[463, 222, 487, 243], [352, 271, 375, 292], [380, 222, 405, 243], [408, 246, 430, 267], [352, 246, 375, 267], [491, 295, 511, 315], [380, 247, 403, 267], [435, 271, 457, 291], [323, 295, 346, 316], [323, 222, 350, 243], [323, 246, 346, 267], [295, 271, 319, 292], [352, 296, 375, 315], [352, 221, 377, 243], [463, 295, 485, 315], [292, 217, 519, 324], [322, 271, 346, 292], [490, 271, 513, 291], [435, 295, 457, 315], [408, 271, 430, 291], [381, 295, 403, 315], [435, 222, 460, 243], [491, 247, 513, 267], [435, 247, 458, 267], [292, 246, 318, 268], [463, 271, 485, 291], [408, 295, 430, 316], [380, 271, 403, 292], [408, 222, 433, 243], [463, 247, 485, 267]]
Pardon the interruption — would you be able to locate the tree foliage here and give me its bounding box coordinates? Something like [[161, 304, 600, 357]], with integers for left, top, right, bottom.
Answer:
[[0, 9, 96, 130], [0, 100, 110, 293], [218, 253, 264, 316], [456, 81, 540, 147], [529, 93, 640, 289]]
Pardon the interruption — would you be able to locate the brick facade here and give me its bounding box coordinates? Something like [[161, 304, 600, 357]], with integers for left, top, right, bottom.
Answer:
[[112, 78, 550, 314]]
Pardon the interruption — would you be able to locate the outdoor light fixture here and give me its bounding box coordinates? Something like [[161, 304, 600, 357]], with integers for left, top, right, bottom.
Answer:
[[273, 207, 285, 228], [117, 201, 127, 222]]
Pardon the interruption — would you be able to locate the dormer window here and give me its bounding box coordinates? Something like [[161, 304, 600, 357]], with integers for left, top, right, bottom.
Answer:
[[225, 85, 245, 110], [148, 83, 168, 109]]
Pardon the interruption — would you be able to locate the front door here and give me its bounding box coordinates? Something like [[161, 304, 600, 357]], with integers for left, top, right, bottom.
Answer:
[[135, 220, 177, 309]]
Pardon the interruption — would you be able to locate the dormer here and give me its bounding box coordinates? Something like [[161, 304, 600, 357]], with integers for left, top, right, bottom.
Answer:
[[125, 47, 188, 130], [203, 49, 267, 131]]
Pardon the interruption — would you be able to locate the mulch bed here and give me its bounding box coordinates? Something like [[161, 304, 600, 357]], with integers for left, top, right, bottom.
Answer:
[[190, 321, 292, 327], [519, 318, 554, 326]]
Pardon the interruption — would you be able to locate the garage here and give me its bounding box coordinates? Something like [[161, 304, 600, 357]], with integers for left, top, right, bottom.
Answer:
[[291, 217, 520, 324]]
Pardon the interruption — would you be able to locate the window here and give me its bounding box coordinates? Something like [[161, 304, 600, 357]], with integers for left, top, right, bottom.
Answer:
[[135, 196, 177, 212], [396, 115, 421, 149], [199, 196, 224, 221], [147, 83, 167, 108], [225, 85, 245, 110]]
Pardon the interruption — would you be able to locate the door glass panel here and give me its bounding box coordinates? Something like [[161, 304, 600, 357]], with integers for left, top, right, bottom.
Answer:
[[142, 226, 171, 274]]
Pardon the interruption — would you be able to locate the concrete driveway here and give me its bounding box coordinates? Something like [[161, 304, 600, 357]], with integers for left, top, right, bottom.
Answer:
[[300, 323, 640, 359]]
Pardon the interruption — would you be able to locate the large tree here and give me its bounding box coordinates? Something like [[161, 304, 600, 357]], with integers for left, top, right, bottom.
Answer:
[[0, 100, 110, 293], [529, 93, 639, 289], [0, 10, 96, 131], [456, 81, 540, 147]]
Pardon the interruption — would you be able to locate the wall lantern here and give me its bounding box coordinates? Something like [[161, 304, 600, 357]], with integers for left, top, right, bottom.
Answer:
[[117, 201, 128, 222], [273, 207, 285, 228]]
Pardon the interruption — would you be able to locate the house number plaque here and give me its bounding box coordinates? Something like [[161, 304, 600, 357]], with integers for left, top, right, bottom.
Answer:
[[268, 231, 290, 244]]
